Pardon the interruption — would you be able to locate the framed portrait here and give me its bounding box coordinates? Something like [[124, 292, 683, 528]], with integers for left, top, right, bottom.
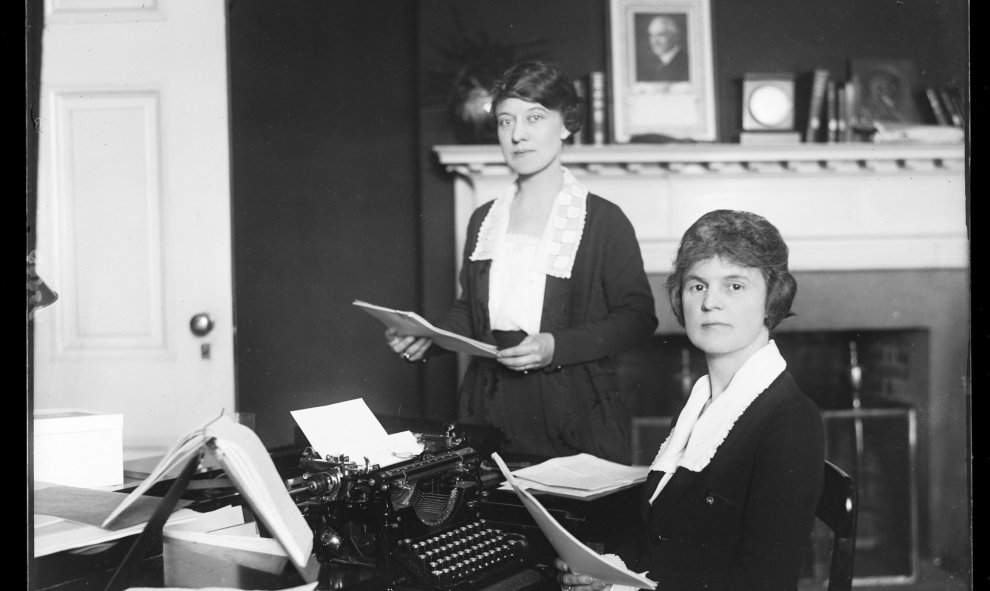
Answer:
[[849, 58, 921, 125], [607, 0, 718, 142]]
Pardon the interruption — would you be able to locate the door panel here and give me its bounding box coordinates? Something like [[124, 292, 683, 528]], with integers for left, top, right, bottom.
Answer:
[[33, 0, 234, 455]]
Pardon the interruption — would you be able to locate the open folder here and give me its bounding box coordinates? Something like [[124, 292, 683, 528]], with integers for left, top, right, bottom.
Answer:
[[491, 452, 657, 590], [353, 299, 498, 358], [101, 414, 314, 577]]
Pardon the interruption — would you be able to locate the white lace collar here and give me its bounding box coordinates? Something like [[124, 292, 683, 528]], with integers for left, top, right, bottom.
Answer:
[[650, 340, 787, 473], [468, 166, 588, 279]]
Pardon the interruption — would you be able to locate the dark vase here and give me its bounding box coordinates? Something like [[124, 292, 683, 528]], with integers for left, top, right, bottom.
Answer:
[[448, 72, 498, 144]]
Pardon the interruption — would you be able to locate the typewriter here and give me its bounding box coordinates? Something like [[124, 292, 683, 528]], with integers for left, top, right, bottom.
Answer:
[[284, 425, 546, 590]]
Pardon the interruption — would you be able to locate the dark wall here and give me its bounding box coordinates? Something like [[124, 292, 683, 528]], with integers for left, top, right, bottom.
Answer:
[[228, 1, 423, 448]]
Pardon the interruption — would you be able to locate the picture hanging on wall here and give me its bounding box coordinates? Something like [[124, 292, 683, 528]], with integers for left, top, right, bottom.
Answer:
[[607, 0, 718, 142]]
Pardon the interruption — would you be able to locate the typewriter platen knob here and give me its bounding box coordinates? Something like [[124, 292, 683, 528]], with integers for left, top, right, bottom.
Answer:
[[319, 526, 343, 552]]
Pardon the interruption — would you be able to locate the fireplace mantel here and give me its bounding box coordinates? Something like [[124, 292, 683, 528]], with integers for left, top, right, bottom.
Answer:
[[434, 143, 967, 274]]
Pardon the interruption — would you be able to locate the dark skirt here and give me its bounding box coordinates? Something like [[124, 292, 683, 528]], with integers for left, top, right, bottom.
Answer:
[[458, 330, 632, 464]]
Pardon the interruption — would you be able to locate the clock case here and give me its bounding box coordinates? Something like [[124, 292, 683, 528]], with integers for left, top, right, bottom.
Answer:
[[742, 73, 796, 131]]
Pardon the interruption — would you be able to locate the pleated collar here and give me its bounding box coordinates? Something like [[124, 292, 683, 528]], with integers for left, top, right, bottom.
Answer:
[[469, 167, 587, 279]]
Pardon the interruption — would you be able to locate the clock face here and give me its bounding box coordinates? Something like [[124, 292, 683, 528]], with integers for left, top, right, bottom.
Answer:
[[748, 85, 793, 128]]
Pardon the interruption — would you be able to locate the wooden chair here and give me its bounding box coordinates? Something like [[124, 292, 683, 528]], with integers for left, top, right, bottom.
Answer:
[[815, 460, 858, 591]]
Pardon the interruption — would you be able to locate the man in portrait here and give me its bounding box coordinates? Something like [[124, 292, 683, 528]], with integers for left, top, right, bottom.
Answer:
[[636, 14, 689, 83], [862, 70, 906, 122]]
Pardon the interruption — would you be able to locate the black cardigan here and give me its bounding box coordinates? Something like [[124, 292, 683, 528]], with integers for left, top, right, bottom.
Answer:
[[622, 371, 825, 590], [436, 193, 658, 463], [438, 192, 658, 365]]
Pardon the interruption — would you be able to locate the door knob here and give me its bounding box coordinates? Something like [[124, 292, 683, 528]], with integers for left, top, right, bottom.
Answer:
[[189, 313, 214, 337]]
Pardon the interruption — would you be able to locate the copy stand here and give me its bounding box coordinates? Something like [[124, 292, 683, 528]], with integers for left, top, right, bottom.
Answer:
[[103, 450, 203, 591]]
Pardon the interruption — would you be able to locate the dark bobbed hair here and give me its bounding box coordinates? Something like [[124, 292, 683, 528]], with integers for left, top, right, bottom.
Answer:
[[489, 61, 584, 134], [665, 209, 797, 330]]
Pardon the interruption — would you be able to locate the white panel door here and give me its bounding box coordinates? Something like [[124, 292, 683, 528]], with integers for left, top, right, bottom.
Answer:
[[33, 0, 235, 457]]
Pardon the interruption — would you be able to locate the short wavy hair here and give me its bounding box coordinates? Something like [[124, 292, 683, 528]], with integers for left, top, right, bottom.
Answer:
[[666, 209, 797, 330], [489, 61, 584, 134]]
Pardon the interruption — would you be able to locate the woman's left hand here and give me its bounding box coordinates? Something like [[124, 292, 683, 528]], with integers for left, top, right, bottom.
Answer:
[[496, 333, 555, 373], [554, 558, 609, 591]]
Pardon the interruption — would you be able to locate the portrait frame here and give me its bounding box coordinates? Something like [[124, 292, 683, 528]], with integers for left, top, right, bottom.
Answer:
[[607, 0, 718, 142], [849, 58, 921, 126]]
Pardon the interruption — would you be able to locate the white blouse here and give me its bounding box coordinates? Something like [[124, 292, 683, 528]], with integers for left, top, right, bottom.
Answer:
[[489, 234, 546, 334], [469, 166, 589, 335]]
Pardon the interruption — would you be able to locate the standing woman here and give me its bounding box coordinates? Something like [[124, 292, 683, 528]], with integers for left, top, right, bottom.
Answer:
[[387, 61, 657, 464], [556, 209, 826, 590]]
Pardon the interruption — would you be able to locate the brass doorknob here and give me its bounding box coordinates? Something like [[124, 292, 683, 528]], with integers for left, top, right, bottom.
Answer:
[[189, 313, 214, 337]]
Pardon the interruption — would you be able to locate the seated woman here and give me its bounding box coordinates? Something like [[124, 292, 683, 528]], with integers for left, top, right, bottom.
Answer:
[[556, 209, 825, 590]]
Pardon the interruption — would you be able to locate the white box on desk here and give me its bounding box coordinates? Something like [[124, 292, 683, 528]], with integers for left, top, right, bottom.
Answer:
[[33, 409, 123, 488]]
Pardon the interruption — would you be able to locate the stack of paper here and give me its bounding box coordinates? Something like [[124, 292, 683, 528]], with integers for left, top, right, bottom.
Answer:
[[161, 504, 322, 583], [498, 453, 649, 500]]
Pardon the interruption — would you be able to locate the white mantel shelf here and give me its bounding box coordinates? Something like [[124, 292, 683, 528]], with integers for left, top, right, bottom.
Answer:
[[434, 143, 968, 274], [435, 143, 965, 174]]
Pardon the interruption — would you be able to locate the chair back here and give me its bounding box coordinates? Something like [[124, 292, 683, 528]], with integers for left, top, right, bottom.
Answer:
[[815, 460, 858, 591]]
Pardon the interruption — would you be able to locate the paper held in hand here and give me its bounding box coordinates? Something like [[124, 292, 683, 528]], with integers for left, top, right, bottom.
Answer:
[[353, 299, 498, 358], [491, 452, 657, 590]]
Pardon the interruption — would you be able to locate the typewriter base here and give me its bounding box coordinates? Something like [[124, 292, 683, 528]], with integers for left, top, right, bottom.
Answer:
[[326, 559, 558, 591]]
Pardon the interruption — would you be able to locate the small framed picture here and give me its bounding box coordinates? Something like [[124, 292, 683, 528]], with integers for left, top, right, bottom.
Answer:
[[850, 58, 921, 125], [607, 0, 718, 142]]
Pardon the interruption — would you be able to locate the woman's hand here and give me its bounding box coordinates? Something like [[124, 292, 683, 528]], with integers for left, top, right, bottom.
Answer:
[[384, 327, 432, 362], [496, 333, 555, 373], [554, 558, 609, 591]]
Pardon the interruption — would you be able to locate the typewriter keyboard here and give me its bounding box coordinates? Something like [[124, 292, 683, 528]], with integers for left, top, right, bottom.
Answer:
[[395, 519, 530, 589]]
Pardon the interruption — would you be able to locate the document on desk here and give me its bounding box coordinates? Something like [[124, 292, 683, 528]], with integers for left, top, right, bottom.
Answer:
[[492, 453, 657, 590], [159, 505, 321, 586], [163, 505, 283, 555], [290, 398, 424, 469], [34, 506, 201, 557], [100, 414, 314, 574], [497, 453, 649, 499], [353, 299, 498, 358]]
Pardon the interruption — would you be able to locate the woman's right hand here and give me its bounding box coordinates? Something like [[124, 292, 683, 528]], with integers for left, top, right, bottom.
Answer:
[[554, 558, 609, 591], [385, 327, 433, 362]]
